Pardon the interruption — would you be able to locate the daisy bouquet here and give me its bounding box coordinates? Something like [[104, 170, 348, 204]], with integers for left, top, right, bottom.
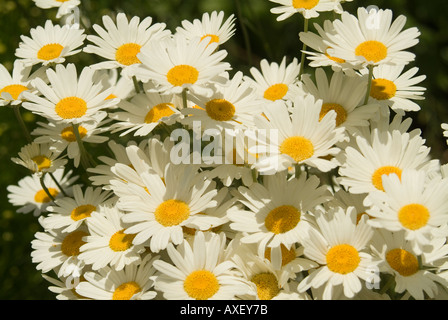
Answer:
[[4, 0, 448, 301]]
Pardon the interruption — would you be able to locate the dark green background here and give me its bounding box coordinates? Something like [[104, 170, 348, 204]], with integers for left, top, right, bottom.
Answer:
[[0, 0, 447, 299]]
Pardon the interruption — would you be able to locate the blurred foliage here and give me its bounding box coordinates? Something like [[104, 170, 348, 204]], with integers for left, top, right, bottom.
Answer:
[[0, 0, 447, 299]]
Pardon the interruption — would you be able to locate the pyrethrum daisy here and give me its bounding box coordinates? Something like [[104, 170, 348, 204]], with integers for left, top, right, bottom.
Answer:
[[297, 207, 378, 299], [117, 164, 222, 252], [22, 63, 119, 124], [175, 10, 236, 47], [84, 13, 171, 75], [15, 20, 85, 67], [269, 0, 341, 21], [153, 231, 248, 300], [244, 57, 301, 104], [0, 60, 46, 106], [228, 171, 331, 253], [366, 169, 448, 254], [325, 7, 421, 67], [251, 95, 346, 174], [133, 34, 231, 96]]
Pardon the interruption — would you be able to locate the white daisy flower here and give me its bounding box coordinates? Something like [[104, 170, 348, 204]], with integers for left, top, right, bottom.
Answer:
[[78, 205, 146, 271], [133, 34, 231, 96], [109, 88, 181, 137], [22, 63, 119, 124], [180, 71, 262, 131], [7, 168, 77, 216], [269, 0, 340, 21], [251, 96, 346, 174], [366, 169, 448, 254], [11, 141, 67, 176], [228, 171, 331, 253], [153, 231, 248, 300], [325, 7, 421, 67], [0, 60, 46, 106], [15, 19, 85, 67], [229, 240, 311, 300], [75, 253, 159, 300], [338, 126, 437, 195], [31, 224, 89, 278], [370, 229, 448, 300], [244, 57, 301, 104], [83, 13, 171, 75], [360, 64, 426, 112], [117, 164, 221, 252], [300, 68, 380, 132], [31, 113, 110, 168], [297, 206, 378, 300], [41, 185, 114, 233], [175, 10, 236, 47], [299, 20, 360, 75], [32, 0, 81, 19]]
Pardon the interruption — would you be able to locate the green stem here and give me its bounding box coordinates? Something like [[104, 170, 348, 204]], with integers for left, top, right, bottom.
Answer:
[[49, 172, 67, 197], [132, 76, 141, 94], [298, 18, 310, 79], [40, 174, 55, 202], [72, 123, 91, 170], [182, 88, 188, 110], [235, 0, 252, 66], [364, 64, 374, 105], [13, 105, 32, 143]]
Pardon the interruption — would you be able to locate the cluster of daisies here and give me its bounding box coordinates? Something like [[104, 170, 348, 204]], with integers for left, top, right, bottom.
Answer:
[[4, 0, 448, 300]]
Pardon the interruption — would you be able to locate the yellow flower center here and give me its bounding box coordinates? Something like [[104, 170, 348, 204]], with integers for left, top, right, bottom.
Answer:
[[205, 98, 236, 121], [70, 204, 96, 221], [325, 47, 346, 63], [31, 155, 52, 172], [371, 166, 402, 191], [60, 230, 88, 257], [326, 244, 360, 274], [265, 244, 296, 267], [37, 43, 64, 61], [263, 83, 288, 101], [279, 136, 314, 162], [112, 281, 141, 300], [292, 0, 320, 10], [109, 229, 136, 252], [154, 199, 190, 227], [183, 270, 220, 300], [55, 97, 88, 120], [398, 204, 430, 231], [144, 103, 175, 123], [320, 103, 347, 126], [370, 78, 397, 100], [386, 248, 419, 277], [166, 65, 199, 87], [265, 205, 301, 234], [251, 273, 280, 300], [0, 84, 28, 100], [34, 188, 59, 203], [200, 34, 220, 45], [115, 43, 142, 66], [355, 40, 388, 63], [61, 125, 88, 142]]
